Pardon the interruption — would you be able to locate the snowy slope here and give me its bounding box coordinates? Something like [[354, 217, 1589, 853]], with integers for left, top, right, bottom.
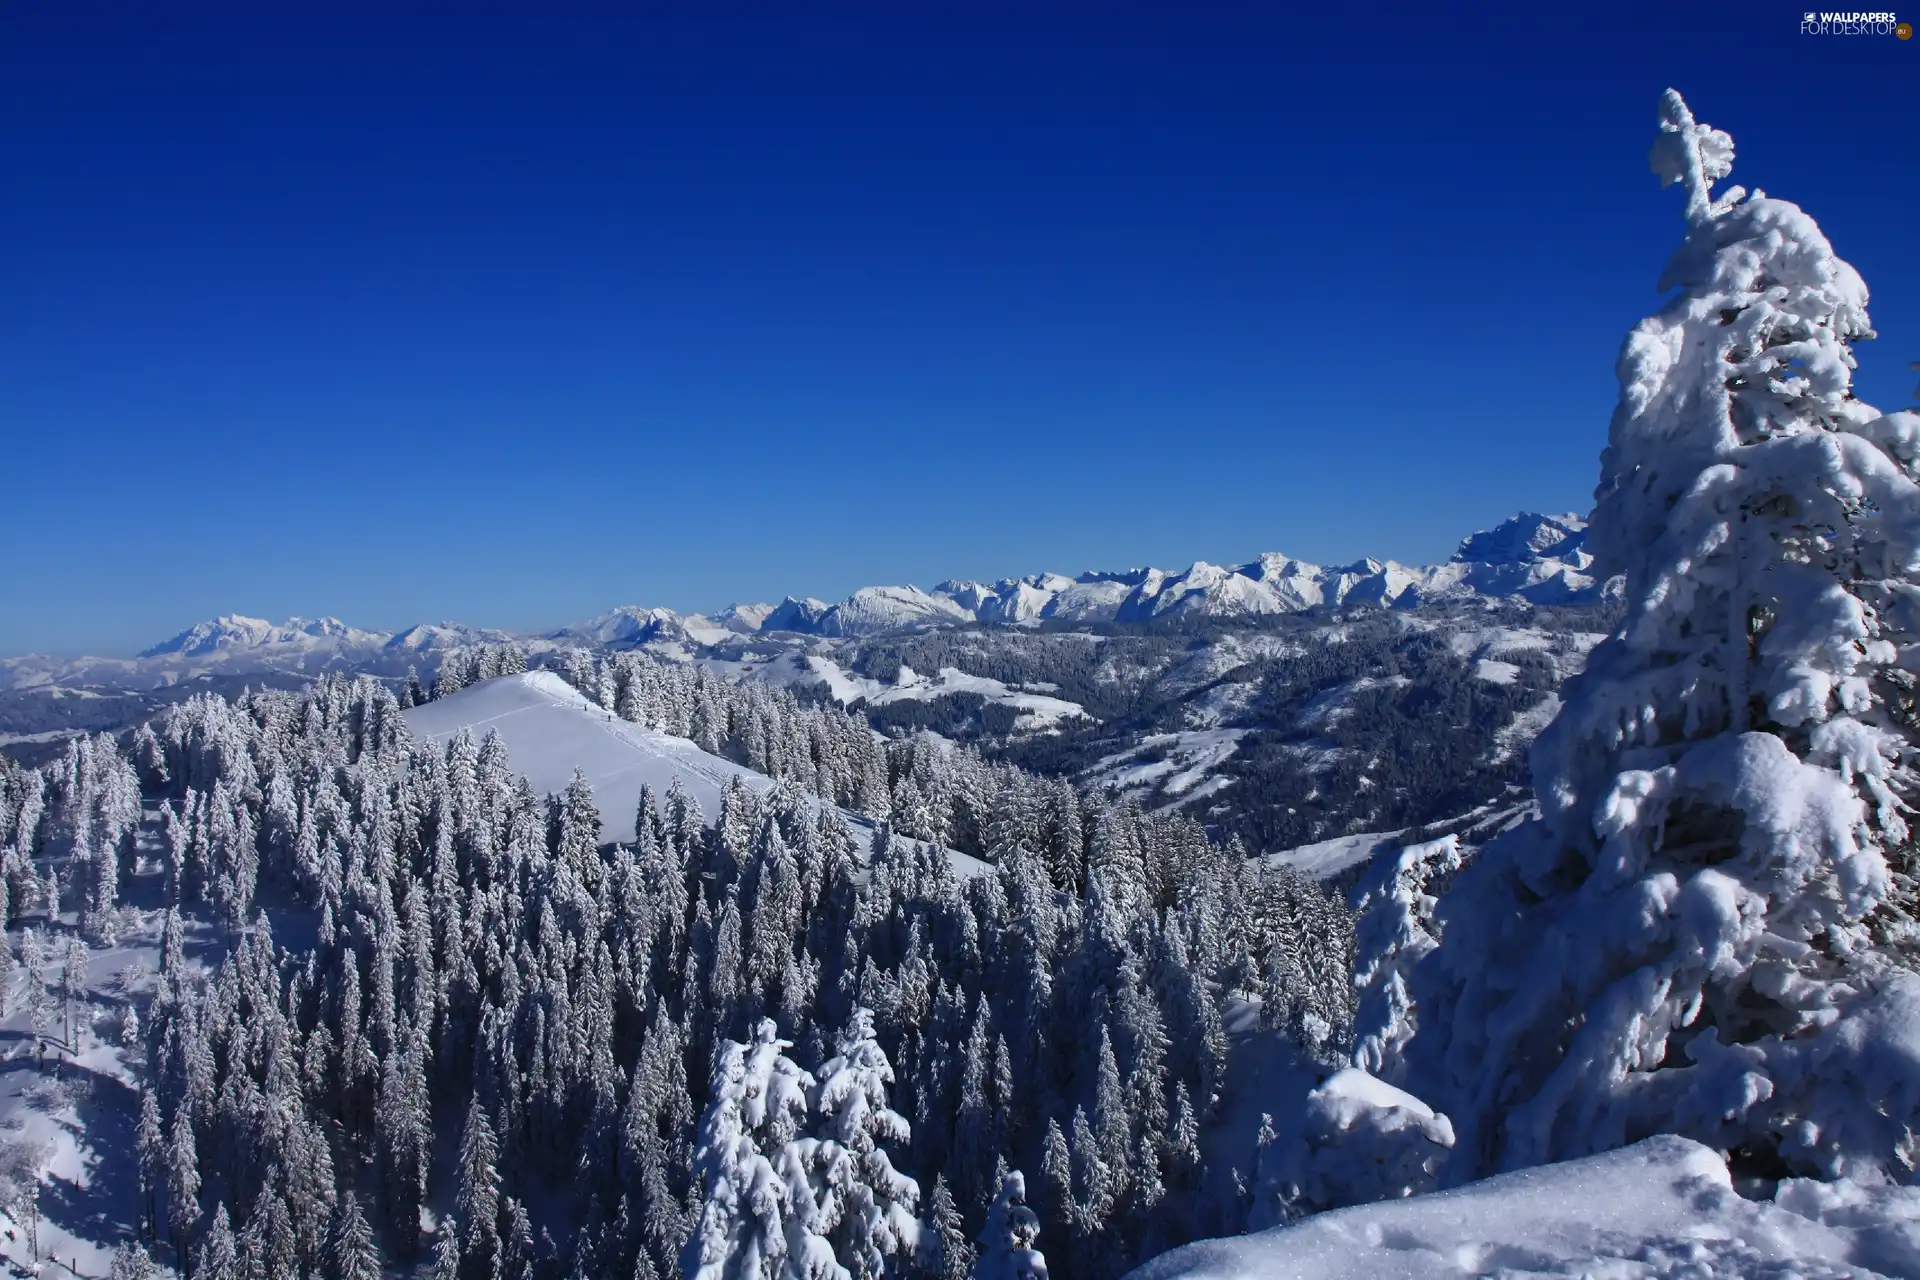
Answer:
[[404, 672, 794, 844], [1261, 830, 1405, 881], [789, 657, 1090, 731], [403, 673, 990, 876], [1128, 1134, 1920, 1280]]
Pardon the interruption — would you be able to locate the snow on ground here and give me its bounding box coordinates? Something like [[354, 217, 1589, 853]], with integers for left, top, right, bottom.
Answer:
[[406, 672, 778, 844], [1129, 1133, 1920, 1280], [405, 673, 991, 876], [1295, 677, 1410, 731], [1152, 635, 1304, 704], [0, 824, 179, 1280], [796, 658, 1091, 731], [1447, 625, 1606, 683], [1179, 680, 1262, 730], [1261, 830, 1405, 881], [1472, 658, 1520, 684], [1490, 693, 1562, 765], [1085, 730, 1250, 802]]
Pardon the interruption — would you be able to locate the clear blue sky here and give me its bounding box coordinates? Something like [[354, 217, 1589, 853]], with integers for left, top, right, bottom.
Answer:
[[2, 3, 1915, 655]]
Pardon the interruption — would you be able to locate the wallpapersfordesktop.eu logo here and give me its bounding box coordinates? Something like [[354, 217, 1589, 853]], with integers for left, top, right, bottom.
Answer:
[[1800, 9, 1911, 34]]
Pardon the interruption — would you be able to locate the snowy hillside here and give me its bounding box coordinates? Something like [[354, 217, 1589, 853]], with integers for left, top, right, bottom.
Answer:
[[404, 672, 778, 844], [403, 671, 989, 875], [1127, 1134, 1920, 1280]]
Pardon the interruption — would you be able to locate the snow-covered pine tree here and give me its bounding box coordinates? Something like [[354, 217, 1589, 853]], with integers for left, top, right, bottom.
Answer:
[[431, 1218, 463, 1280], [1407, 90, 1920, 1182], [455, 1096, 502, 1275], [165, 1109, 201, 1255], [196, 1204, 239, 1280], [811, 1008, 920, 1278], [61, 936, 88, 1051], [683, 1021, 833, 1280], [136, 1089, 164, 1241], [109, 1241, 156, 1280], [916, 1175, 971, 1280], [327, 1190, 381, 1280]]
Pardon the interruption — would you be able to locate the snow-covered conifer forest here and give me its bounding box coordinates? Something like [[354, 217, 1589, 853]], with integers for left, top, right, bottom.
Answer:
[[2, 90, 1919, 1278]]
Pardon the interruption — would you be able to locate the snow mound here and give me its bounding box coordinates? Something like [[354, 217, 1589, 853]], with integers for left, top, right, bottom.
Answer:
[[1256, 1069, 1455, 1221], [1129, 1134, 1916, 1280]]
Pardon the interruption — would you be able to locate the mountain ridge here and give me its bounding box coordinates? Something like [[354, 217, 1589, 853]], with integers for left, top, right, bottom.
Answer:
[[3, 511, 1601, 690]]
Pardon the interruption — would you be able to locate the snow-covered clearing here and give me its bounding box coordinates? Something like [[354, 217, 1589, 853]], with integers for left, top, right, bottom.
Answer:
[[1295, 677, 1409, 731], [1472, 658, 1519, 684], [1085, 730, 1249, 801], [0, 825, 179, 1280], [1489, 693, 1561, 764], [1261, 830, 1404, 881], [798, 658, 1091, 731], [1129, 1133, 1920, 1280], [406, 672, 780, 844]]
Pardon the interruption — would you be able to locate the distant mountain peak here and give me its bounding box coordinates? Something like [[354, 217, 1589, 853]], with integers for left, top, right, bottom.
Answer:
[[138, 614, 386, 659], [1454, 511, 1589, 567], [33, 508, 1607, 696]]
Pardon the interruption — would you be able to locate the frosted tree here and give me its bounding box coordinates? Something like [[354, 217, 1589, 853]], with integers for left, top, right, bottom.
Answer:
[[109, 1242, 156, 1280], [455, 1097, 502, 1274], [166, 1110, 201, 1253], [22, 929, 50, 1045], [1407, 90, 1920, 1182], [61, 936, 88, 1051], [811, 1008, 920, 1278], [915, 1175, 971, 1280], [137, 1089, 164, 1241], [683, 1021, 837, 1280], [431, 1219, 463, 1280], [327, 1190, 381, 1280], [196, 1204, 239, 1280], [971, 1171, 1047, 1280]]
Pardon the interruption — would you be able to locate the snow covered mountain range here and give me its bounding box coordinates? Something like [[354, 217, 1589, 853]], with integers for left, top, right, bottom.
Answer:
[[1, 511, 1598, 694], [574, 510, 1597, 645]]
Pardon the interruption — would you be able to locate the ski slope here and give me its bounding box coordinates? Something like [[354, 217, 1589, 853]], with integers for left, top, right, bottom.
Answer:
[[405, 672, 989, 875]]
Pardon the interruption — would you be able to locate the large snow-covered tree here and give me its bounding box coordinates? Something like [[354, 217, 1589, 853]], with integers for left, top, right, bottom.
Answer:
[[683, 1021, 840, 1280], [1406, 90, 1920, 1182], [810, 1008, 920, 1279]]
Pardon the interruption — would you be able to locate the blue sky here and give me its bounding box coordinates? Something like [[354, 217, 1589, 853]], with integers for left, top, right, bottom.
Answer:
[[2, 3, 1915, 655]]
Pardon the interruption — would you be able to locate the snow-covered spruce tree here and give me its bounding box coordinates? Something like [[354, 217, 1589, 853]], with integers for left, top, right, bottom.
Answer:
[[1406, 90, 1920, 1182], [684, 1021, 841, 1280], [811, 1008, 920, 1279]]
